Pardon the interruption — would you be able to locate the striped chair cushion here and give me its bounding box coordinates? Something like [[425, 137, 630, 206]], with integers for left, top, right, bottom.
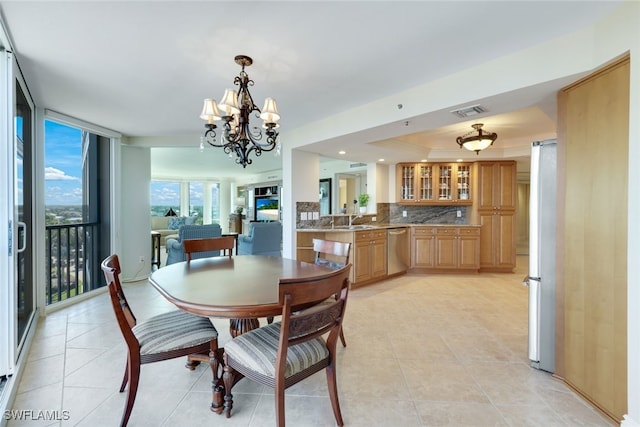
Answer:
[[133, 310, 217, 355], [224, 322, 328, 378], [315, 258, 345, 270]]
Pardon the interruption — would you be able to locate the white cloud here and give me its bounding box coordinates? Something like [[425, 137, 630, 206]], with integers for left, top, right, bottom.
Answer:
[[45, 167, 80, 181]]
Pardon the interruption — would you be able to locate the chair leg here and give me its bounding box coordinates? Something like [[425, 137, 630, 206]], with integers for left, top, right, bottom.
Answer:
[[339, 328, 347, 348], [275, 380, 286, 427], [222, 355, 235, 418], [209, 340, 224, 415], [120, 357, 141, 427], [325, 363, 344, 427], [119, 357, 129, 392]]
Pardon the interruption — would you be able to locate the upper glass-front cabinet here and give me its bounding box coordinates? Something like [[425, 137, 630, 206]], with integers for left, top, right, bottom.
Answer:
[[397, 162, 473, 205]]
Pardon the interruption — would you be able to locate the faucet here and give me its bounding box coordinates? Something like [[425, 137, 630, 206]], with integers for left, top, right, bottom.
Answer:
[[348, 213, 361, 227]]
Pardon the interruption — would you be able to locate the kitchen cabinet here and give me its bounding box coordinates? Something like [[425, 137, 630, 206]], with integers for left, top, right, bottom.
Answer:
[[410, 226, 480, 271], [411, 226, 435, 268], [397, 162, 473, 205], [353, 229, 387, 285], [474, 161, 517, 271]]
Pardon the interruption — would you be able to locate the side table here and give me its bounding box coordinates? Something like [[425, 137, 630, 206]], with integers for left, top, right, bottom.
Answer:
[[221, 232, 239, 255], [151, 231, 161, 268]]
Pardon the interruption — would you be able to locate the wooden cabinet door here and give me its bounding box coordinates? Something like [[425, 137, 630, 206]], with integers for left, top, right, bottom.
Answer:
[[478, 212, 497, 269], [371, 239, 387, 278], [412, 234, 435, 268], [434, 228, 457, 268], [476, 161, 516, 210], [353, 240, 371, 283], [458, 227, 480, 269], [458, 235, 480, 269], [397, 163, 417, 202], [478, 211, 516, 271], [495, 162, 517, 210], [416, 164, 435, 202], [494, 211, 516, 269], [476, 162, 496, 210]]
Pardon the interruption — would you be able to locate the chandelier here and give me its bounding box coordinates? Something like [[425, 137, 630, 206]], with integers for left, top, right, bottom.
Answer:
[[456, 123, 497, 155], [199, 55, 281, 168]]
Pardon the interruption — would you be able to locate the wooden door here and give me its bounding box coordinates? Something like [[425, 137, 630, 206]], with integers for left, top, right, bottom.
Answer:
[[557, 56, 628, 422]]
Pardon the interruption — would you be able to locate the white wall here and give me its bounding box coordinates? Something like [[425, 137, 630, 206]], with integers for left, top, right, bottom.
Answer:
[[119, 145, 152, 281], [282, 148, 319, 258]]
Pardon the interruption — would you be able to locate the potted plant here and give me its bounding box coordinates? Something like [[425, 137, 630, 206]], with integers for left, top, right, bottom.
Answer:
[[357, 193, 370, 214]]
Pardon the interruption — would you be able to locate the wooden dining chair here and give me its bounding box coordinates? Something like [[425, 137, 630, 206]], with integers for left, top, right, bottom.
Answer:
[[222, 264, 352, 426], [312, 238, 351, 347], [183, 235, 236, 261], [101, 254, 221, 427]]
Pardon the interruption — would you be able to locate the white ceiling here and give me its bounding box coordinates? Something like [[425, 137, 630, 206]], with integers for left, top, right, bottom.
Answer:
[[0, 1, 623, 180]]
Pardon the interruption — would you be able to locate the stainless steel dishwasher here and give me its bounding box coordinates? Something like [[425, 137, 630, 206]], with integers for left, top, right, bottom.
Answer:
[[387, 227, 409, 275]]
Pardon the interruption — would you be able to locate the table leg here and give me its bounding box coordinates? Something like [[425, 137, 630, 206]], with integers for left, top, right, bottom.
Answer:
[[229, 318, 260, 338], [151, 232, 161, 268]]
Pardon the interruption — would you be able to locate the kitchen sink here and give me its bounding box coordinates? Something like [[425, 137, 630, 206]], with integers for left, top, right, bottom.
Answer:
[[335, 225, 376, 230]]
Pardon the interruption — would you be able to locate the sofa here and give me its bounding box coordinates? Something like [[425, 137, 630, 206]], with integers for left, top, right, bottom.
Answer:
[[151, 215, 197, 246], [165, 224, 222, 265], [237, 221, 282, 257]]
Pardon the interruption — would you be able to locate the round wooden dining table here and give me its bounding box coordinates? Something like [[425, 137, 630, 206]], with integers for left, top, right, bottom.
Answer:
[[149, 255, 333, 414], [148, 255, 331, 337]]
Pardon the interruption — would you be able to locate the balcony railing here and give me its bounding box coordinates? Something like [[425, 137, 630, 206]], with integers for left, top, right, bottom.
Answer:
[[45, 222, 102, 305]]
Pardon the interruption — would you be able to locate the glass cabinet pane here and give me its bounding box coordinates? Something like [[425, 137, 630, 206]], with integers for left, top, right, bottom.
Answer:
[[456, 164, 471, 201], [418, 164, 432, 200], [400, 165, 415, 200], [438, 165, 452, 200]]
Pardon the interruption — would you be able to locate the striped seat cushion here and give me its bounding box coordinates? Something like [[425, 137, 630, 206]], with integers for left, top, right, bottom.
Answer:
[[133, 310, 217, 355], [224, 322, 328, 378], [315, 258, 345, 271]]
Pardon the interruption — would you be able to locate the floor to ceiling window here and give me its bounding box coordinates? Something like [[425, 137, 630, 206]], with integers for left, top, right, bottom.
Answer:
[[0, 37, 36, 387], [44, 118, 111, 305], [151, 180, 220, 225]]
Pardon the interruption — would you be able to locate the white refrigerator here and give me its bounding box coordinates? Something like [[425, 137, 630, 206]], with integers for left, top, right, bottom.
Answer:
[[524, 139, 557, 373]]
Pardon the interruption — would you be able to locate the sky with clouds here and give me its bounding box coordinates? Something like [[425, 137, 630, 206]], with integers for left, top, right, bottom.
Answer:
[[44, 120, 83, 205]]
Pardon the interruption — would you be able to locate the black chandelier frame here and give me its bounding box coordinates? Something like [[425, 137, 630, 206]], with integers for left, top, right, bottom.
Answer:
[[202, 55, 279, 168]]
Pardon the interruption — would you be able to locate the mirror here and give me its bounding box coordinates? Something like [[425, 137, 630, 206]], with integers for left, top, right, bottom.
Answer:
[[319, 178, 332, 216], [335, 173, 363, 214]]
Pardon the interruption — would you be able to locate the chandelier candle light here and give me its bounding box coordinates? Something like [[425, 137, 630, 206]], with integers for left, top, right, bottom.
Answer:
[[200, 55, 281, 168], [456, 123, 497, 155]]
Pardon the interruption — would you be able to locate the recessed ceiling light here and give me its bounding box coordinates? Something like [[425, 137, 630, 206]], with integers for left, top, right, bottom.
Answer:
[[456, 158, 463, 162], [420, 159, 428, 162], [378, 158, 385, 162], [338, 150, 346, 155]]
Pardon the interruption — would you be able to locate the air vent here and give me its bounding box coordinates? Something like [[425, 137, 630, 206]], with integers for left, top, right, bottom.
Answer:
[[350, 162, 366, 168], [450, 104, 488, 118], [267, 175, 279, 180]]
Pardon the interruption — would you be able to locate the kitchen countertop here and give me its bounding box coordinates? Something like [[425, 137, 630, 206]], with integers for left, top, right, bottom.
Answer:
[[296, 223, 481, 232]]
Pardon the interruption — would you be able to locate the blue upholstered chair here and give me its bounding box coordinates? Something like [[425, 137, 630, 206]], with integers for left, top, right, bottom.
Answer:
[[166, 224, 222, 265], [237, 222, 282, 256]]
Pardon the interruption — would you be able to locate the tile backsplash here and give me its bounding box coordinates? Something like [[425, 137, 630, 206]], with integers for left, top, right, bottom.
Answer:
[[296, 202, 468, 228]]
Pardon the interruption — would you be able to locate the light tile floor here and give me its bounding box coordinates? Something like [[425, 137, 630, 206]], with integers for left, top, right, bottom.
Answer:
[[8, 256, 615, 426]]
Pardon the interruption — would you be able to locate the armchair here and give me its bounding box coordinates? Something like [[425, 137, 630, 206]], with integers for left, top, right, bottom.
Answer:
[[166, 224, 222, 265], [237, 221, 282, 256]]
